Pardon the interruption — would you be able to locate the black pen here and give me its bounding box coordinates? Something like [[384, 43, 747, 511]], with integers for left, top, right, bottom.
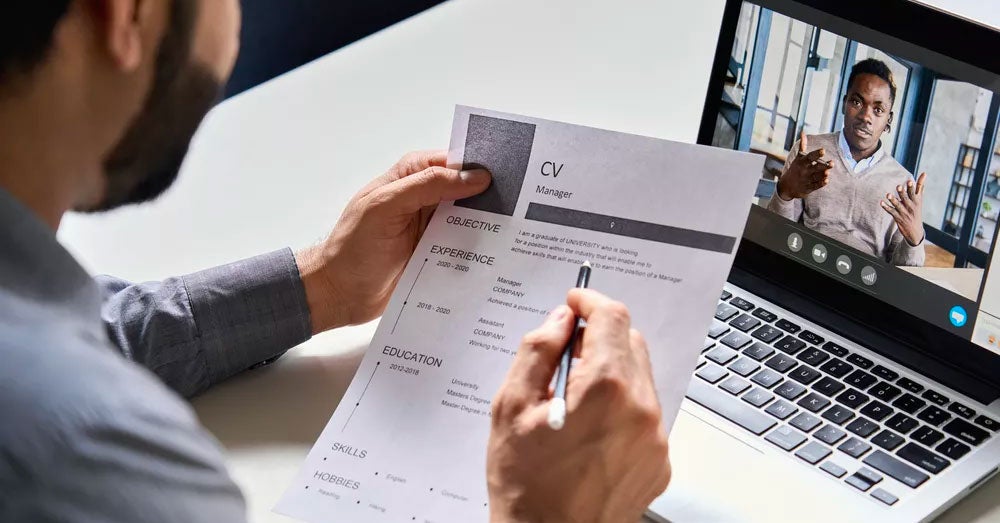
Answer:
[[547, 261, 592, 430]]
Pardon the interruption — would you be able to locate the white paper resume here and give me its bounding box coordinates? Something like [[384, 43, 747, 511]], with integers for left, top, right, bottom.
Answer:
[[274, 106, 764, 522]]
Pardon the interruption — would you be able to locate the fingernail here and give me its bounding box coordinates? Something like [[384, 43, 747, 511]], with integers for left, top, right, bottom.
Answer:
[[459, 169, 491, 184], [897, 185, 903, 192], [547, 305, 569, 323]]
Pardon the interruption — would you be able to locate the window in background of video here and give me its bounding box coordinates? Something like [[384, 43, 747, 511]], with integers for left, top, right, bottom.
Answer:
[[717, 2, 1000, 282]]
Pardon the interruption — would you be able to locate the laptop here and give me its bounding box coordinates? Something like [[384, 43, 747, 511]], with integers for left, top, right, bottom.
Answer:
[[649, 1, 1000, 521]]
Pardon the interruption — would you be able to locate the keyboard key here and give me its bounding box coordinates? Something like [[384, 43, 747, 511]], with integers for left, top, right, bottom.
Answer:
[[765, 354, 798, 373], [917, 406, 952, 427], [922, 389, 949, 406], [708, 321, 730, 339], [846, 474, 873, 492], [741, 387, 774, 408], [730, 297, 755, 311], [822, 405, 855, 425], [846, 353, 874, 369], [788, 366, 821, 385], [936, 438, 972, 460], [942, 418, 990, 446], [728, 357, 760, 377], [751, 325, 783, 343], [844, 370, 877, 390], [720, 376, 751, 396], [871, 488, 899, 506], [886, 413, 919, 434], [743, 342, 775, 361], [720, 290, 732, 301], [837, 437, 871, 458], [794, 441, 831, 464], [821, 341, 849, 357], [750, 368, 784, 389], [686, 379, 777, 435], [975, 415, 999, 431], [765, 399, 799, 420], [715, 303, 739, 321], [870, 382, 902, 402], [730, 314, 761, 332], [813, 377, 846, 397], [859, 400, 894, 422], [871, 365, 899, 381], [796, 348, 829, 367], [836, 389, 870, 409], [774, 381, 807, 400], [897, 377, 924, 393], [898, 442, 950, 474], [863, 450, 929, 488], [892, 393, 926, 414], [696, 364, 728, 384], [797, 393, 831, 413], [790, 412, 822, 432], [775, 319, 800, 334], [774, 335, 806, 355], [820, 461, 847, 478], [702, 338, 715, 353], [752, 308, 777, 322], [912, 426, 945, 446], [814, 425, 847, 445], [856, 467, 883, 485], [706, 346, 738, 366], [766, 425, 807, 451], [720, 331, 753, 350], [871, 430, 905, 451], [819, 358, 853, 379], [798, 330, 824, 345], [846, 417, 880, 438], [948, 402, 975, 419]]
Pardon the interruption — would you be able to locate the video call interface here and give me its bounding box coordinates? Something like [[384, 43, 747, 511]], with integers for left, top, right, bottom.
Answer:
[[711, 1, 1000, 354]]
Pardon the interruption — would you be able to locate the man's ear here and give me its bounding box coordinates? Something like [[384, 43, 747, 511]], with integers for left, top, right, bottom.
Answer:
[[99, 0, 155, 72], [841, 96, 847, 116]]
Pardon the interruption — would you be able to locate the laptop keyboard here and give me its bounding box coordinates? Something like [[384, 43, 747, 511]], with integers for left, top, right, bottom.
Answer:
[[686, 287, 999, 507]]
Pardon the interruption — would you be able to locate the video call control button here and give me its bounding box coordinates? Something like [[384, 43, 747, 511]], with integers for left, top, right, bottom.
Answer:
[[949, 306, 968, 328], [787, 232, 803, 252], [861, 266, 878, 287], [811, 244, 828, 263], [836, 255, 852, 275]]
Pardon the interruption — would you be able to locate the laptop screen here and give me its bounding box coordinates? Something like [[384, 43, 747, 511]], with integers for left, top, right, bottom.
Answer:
[[706, 0, 1000, 356]]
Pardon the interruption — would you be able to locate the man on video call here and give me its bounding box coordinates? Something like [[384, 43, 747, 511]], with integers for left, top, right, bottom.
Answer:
[[767, 58, 927, 267]]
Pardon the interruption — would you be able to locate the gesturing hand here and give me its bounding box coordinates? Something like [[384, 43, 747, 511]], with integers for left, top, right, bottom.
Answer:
[[487, 289, 671, 523], [881, 172, 927, 247], [296, 151, 491, 333], [776, 131, 833, 200]]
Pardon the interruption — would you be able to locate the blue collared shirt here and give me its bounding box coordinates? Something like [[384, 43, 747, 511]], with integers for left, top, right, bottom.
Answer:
[[837, 130, 885, 174], [0, 187, 312, 522]]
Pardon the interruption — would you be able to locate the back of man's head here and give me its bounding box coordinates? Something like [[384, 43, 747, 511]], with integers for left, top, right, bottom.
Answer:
[[0, 4, 72, 87]]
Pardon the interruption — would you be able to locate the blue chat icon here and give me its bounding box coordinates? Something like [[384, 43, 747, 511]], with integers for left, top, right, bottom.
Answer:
[[949, 306, 968, 328]]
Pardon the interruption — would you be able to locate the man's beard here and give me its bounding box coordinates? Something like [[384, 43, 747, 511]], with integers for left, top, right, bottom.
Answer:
[[80, 0, 223, 212]]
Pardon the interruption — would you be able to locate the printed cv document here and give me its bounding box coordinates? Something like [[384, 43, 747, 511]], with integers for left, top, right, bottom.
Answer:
[[275, 106, 764, 522]]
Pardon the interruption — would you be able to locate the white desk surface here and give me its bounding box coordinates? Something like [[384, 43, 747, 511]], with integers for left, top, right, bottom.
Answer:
[[56, 0, 1000, 521]]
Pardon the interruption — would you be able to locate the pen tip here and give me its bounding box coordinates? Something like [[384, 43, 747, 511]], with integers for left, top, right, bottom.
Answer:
[[582, 260, 592, 268]]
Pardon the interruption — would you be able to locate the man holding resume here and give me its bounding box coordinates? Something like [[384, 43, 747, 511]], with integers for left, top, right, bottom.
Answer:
[[0, 2, 671, 522]]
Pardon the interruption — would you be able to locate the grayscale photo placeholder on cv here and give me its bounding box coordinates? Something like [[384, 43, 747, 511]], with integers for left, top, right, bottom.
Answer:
[[455, 114, 536, 217]]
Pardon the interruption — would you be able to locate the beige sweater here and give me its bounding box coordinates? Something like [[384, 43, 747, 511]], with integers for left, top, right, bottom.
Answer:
[[767, 132, 925, 267]]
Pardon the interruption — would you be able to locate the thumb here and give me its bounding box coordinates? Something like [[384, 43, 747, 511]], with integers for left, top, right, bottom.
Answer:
[[800, 130, 809, 154], [368, 166, 491, 216], [503, 306, 575, 400]]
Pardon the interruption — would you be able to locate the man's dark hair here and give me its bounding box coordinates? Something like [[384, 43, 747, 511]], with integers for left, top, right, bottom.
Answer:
[[847, 58, 897, 103], [0, 3, 73, 83]]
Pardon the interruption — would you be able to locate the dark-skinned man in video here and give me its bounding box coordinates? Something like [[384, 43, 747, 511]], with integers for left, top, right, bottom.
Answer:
[[767, 58, 926, 267]]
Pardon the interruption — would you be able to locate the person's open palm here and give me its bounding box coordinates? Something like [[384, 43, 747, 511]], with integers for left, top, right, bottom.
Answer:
[[296, 151, 491, 332], [881, 172, 927, 246]]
